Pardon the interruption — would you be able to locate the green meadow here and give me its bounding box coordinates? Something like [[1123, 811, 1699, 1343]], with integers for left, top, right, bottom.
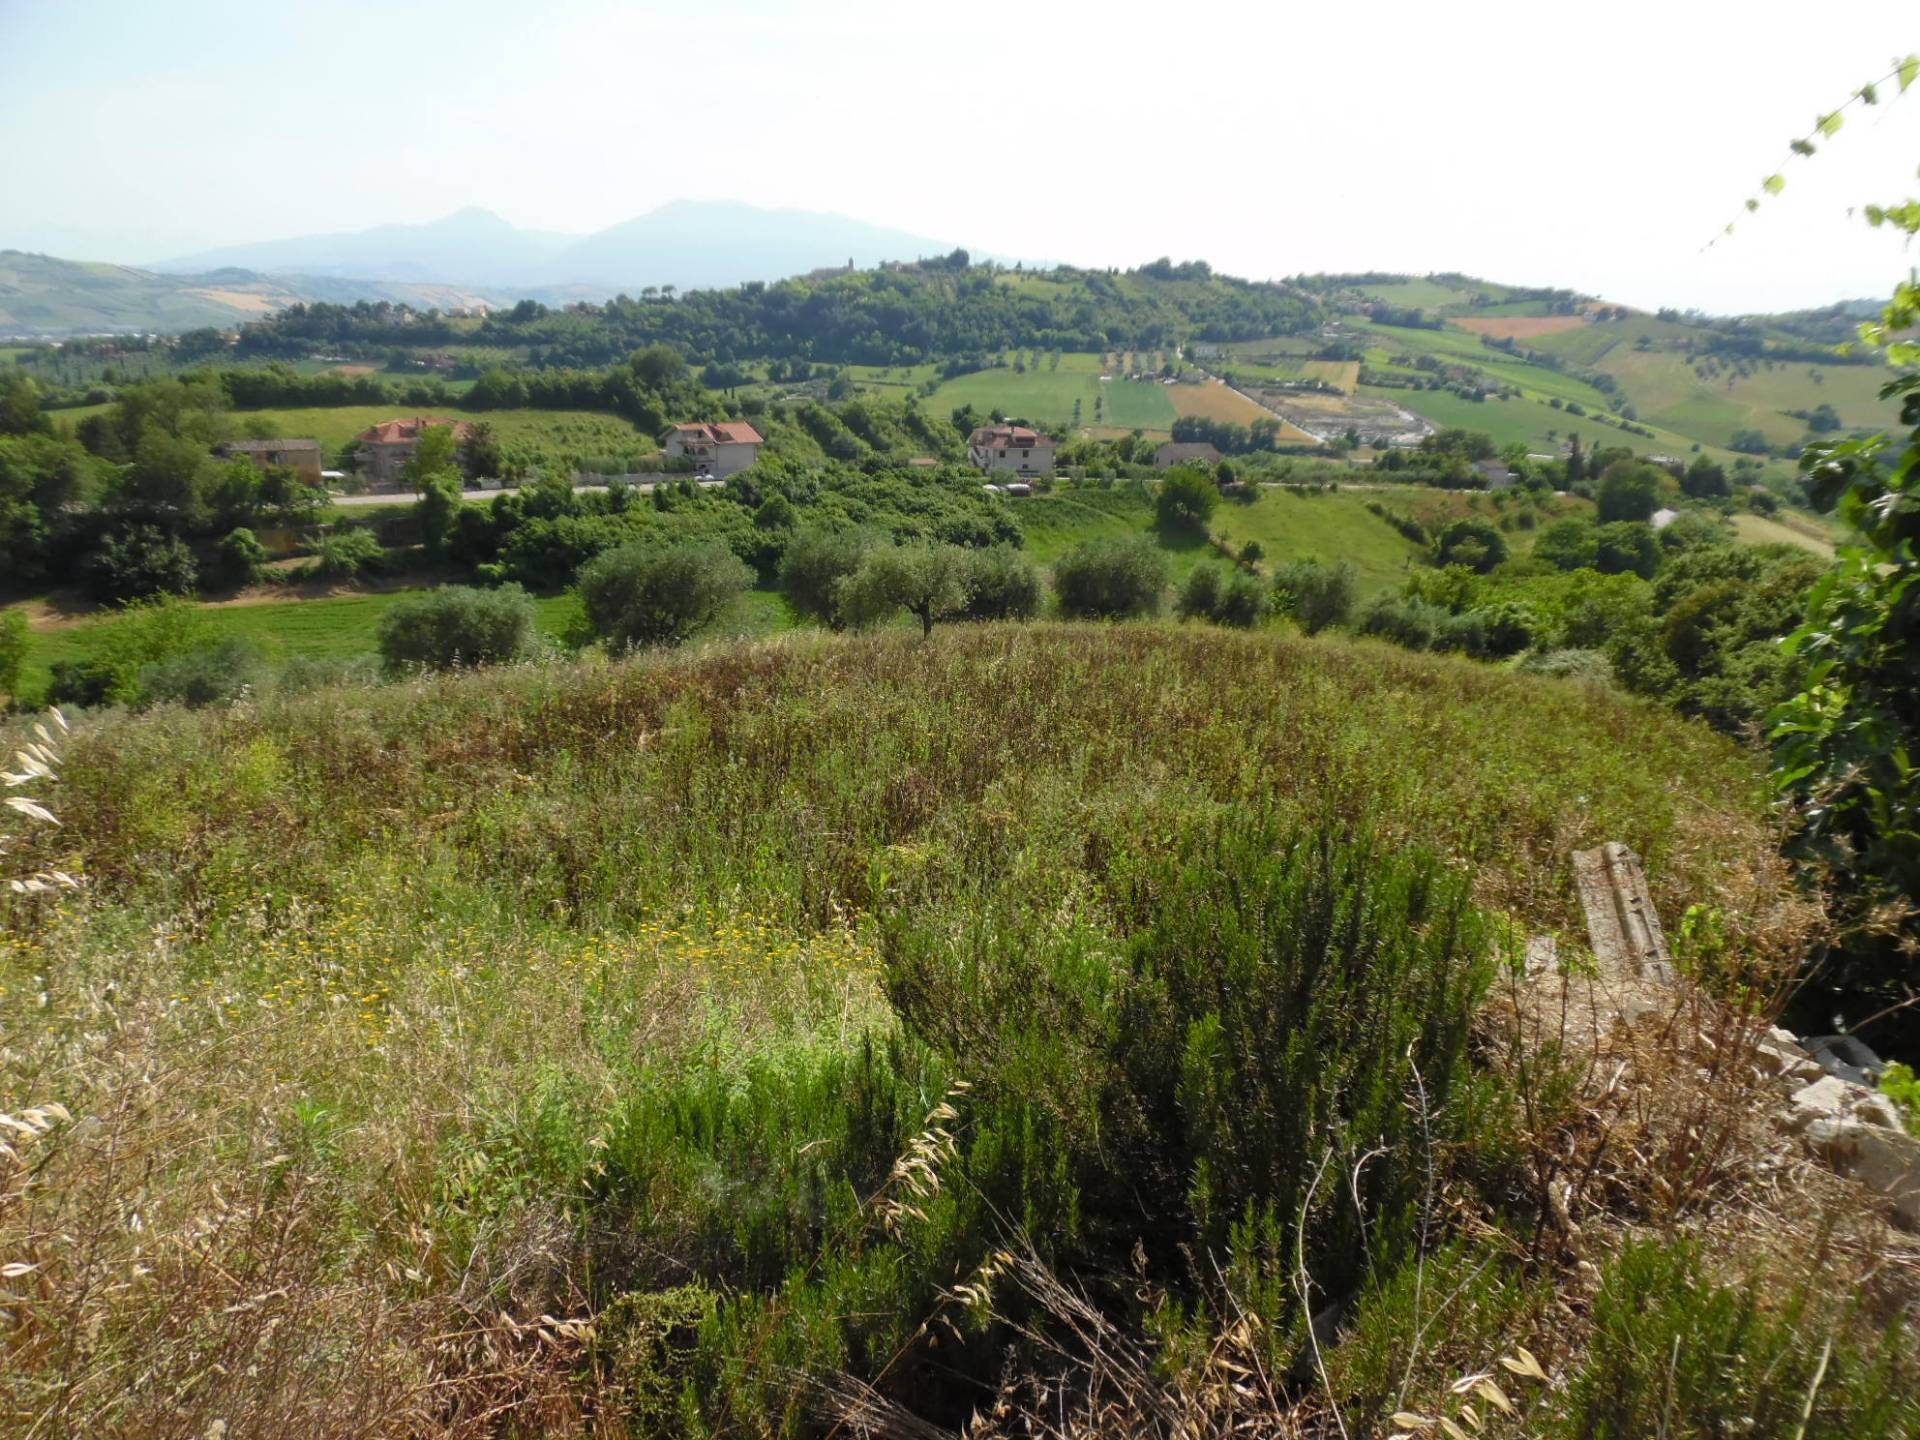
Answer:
[[914, 353, 1177, 432]]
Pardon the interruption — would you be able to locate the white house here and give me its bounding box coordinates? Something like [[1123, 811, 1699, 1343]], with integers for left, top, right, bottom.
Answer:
[[967, 424, 1055, 476], [663, 421, 764, 478]]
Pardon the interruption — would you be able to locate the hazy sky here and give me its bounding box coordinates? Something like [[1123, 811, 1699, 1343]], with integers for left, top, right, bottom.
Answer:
[[1, 0, 1916, 313]]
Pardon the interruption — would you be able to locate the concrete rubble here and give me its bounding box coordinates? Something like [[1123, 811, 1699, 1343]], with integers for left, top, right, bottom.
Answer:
[[1565, 841, 1920, 1231]]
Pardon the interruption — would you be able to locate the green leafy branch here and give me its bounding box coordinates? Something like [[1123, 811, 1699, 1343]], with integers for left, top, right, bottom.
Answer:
[[1707, 54, 1919, 248]]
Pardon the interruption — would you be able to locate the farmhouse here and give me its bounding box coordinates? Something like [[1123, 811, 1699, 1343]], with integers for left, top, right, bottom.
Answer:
[[1153, 441, 1222, 469], [663, 422, 764, 478], [967, 424, 1055, 476], [214, 438, 324, 484], [355, 416, 475, 488]]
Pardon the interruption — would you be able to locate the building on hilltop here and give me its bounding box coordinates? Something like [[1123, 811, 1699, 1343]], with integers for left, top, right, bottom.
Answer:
[[663, 421, 764, 478], [1153, 441, 1222, 469], [967, 424, 1056, 476], [355, 416, 475, 489], [214, 438, 325, 485]]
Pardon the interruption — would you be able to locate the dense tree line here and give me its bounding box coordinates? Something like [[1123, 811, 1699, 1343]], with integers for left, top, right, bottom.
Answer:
[[227, 260, 1323, 370]]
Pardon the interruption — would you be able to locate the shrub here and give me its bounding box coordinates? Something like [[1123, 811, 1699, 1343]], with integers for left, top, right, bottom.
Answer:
[[1535, 517, 1599, 572], [310, 528, 385, 579], [576, 541, 751, 650], [752, 493, 796, 530], [1176, 564, 1223, 621], [1213, 571, 1266, 628], [1593, 521, 1660, 579], [1271, 559, 1357, 635], [897, 819, 1500, 1346], [137, 637, 268, 709], [1155, 466, 1218, 534], [1596, 461, 1664, 523], [85, 524, 198, 601], [960, 545, 1042, 621], [1658, 511, 1728, 554], [416, 472, 463, 559], [46, 658, 119, 710], [1474, 600, 1539, 658], [1432, 607, 1488, 656], [376, 584, 538, 671], [779, 528, 873, 629], [216, 527, 269, 589], [1357, 594, 1445, 650], [1434, 519, 1508, 574], [1052, 536, 1168, 619], [1560, 1238, 1918, 1439]]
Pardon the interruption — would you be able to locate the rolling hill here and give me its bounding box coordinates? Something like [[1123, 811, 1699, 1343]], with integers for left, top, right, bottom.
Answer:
[[0, 251, 505, 337]]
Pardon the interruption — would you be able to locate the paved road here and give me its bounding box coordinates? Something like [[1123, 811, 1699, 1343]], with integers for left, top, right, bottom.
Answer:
[[329, 479, 727, 507]]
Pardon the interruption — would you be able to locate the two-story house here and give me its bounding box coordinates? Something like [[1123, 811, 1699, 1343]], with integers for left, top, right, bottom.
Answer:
[[967, 425, 1055, 476], [663, 422, 764, 478], [355, 417, 475, 489]]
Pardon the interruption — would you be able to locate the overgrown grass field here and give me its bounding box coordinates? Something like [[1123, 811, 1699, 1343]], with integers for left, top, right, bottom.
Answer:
[[4, 623, 1908, 1435]]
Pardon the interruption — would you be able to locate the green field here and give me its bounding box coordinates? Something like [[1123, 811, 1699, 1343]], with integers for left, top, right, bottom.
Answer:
[[1353, 322, 1617, 411], [1353, 277, 1488, 312], [1731, 510, 1840, 557], [1210, 487, 1427, 592], [915, 353, 1177, 433], [1595, 348, 1893, 450], [6, 586, 792, 699]]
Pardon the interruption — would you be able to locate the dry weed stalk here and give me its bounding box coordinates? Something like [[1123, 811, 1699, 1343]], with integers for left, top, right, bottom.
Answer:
[[2, 711, 79, 897], [876, 1081, 969, 1238]]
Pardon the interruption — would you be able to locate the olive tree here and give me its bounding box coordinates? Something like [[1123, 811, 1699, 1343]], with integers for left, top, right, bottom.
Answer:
[[836, 543, 974, 638], [576, 540, 751, 650]]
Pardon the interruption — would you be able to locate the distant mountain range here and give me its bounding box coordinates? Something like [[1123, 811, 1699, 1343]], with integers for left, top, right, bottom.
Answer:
[[0, 252, 514, 338], [150, 201, 976, 295], [0, 201, 991, 337]]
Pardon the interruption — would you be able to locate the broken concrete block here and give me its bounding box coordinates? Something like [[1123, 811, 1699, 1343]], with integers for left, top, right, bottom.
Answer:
[[1854, 1091, 1907, 1133], [1766, 1025, 1810, 1057], [1754, 1036, 1825, 1085], [1789, 1073, 1863, 1124], [1571, 842, 1676, 985], [1803, 1114, 1920, 1230]]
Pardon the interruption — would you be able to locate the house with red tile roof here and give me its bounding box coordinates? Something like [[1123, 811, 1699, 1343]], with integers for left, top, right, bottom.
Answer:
[[967, 424, 1055, 476], [663, 421, 764, 478], [355, 416, 476, 488]]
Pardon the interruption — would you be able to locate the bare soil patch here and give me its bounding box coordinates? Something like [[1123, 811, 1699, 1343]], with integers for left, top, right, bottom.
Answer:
[[185, 287, 281, 315], [1166, 380, 1275, 427]]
